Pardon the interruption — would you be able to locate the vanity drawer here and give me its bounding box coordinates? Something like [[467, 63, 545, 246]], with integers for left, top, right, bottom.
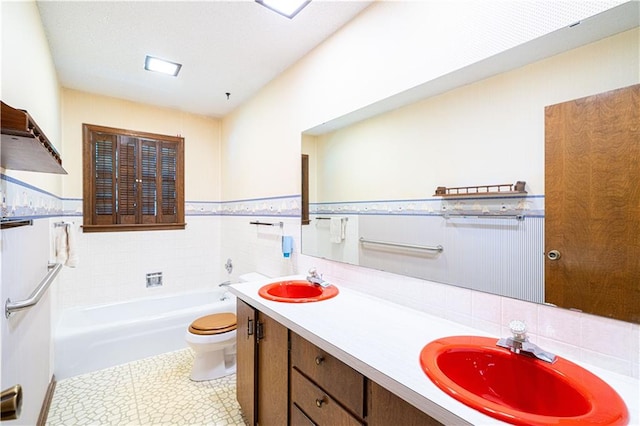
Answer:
[[291, 368, 363, 426], [291, 402, 317, 426], [290, 332, 365, 417]]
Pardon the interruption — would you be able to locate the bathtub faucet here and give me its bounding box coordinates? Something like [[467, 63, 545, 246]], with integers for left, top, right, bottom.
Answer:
[[218, 281, 233, 301], [496, 320, 556, 363]]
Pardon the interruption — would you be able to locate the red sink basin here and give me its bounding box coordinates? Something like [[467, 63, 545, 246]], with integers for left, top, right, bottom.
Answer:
[[420, 336, 628, 425], [258, 280, 339, 303]]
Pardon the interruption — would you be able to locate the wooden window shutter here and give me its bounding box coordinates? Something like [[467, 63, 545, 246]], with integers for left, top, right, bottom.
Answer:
[[160, 142, 178, 223], [83, 124, 185, 232], [93, 132, 116, 225], [117, 137, 138, 224], [140, 139, 158, 224]]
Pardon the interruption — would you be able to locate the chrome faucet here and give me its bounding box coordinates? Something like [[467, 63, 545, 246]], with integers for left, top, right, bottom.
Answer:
[[306, 268, 332, 288], [218, 281, 233, 301], [496, 320, 557, 363]]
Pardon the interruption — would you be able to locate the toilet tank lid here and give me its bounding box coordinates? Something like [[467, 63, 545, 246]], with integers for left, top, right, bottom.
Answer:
[[238, 272, 269, 283]]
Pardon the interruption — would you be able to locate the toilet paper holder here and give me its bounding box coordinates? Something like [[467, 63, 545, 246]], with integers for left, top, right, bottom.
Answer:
[[1, 384, 22, 420]]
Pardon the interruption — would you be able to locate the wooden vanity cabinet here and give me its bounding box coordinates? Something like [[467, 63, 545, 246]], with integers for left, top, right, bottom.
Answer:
[[236, 299, 288, 426], [236, 299, 256, 425], [237, 300, 443, 426], [368, 381, 442, 426], [290, 332, 366, 425]]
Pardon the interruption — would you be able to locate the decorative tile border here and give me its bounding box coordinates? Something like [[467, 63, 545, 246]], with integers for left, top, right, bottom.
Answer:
[[2, 174, 542, 221], [219, 195, 300, 217], [311, 195, 545, 217], [0, 174, 63, 219], [62, 198, 82, 217], [0, 174, 301, 219]]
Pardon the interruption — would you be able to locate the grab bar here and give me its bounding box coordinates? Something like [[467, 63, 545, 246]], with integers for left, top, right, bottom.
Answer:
[[5, 263, 63, 318], [359, 237, 443, 253]]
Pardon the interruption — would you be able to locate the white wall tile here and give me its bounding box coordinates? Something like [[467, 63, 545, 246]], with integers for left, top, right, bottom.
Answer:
[[581, 315, 635, 359], [537, 303, 582, 347]]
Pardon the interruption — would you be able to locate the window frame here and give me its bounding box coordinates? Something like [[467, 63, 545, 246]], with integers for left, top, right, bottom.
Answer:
[[301, 154, 310, 225], [82, 123, 185, 233]]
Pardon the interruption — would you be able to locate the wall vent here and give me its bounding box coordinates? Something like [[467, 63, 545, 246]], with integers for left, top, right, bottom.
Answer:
[[146, 272, 163, 288]]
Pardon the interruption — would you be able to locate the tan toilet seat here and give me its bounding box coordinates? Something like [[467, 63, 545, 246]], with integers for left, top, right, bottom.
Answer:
[[189, 313, 237, 335]]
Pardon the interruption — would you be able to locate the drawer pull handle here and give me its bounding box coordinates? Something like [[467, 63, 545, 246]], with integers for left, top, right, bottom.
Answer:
[[314, 356, 325, 365], [315, 396, 327, 408]]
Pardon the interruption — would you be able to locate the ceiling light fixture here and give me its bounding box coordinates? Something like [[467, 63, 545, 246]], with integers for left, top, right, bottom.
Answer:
[[144, 55, 182, 77], [255, 0, 311, 19]]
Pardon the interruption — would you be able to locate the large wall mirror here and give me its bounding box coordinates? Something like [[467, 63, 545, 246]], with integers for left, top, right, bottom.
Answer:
[[301, 3, 639, 323]]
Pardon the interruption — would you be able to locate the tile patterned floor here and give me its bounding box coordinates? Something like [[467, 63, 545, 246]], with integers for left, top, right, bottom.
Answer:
[[46, 348, 246, 426]]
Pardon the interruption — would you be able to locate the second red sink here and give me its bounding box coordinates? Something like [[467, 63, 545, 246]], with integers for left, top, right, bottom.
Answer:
[[419, 336, 628, 425]]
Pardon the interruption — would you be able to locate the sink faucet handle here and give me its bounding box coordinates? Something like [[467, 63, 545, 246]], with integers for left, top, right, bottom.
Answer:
[[308, 267, 320, 278], [508, 320, 528, 341]]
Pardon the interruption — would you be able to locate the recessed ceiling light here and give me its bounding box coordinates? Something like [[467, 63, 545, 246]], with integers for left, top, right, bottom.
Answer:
[[144, 55, 182, 77], [256, 0, 311, 19]]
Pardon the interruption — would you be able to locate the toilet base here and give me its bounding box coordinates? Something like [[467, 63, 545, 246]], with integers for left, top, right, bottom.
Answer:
[[189, 349, 236, 382]]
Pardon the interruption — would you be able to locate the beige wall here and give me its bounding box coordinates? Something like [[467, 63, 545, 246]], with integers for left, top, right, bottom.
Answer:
[[61, 89, 222, 201], [220, 0, 629, 201], [1, 0, 62, 194], [309, 28, 639, 202]]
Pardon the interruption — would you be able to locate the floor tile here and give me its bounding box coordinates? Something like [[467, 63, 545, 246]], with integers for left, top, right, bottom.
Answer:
[[46, 349, 246, 426]]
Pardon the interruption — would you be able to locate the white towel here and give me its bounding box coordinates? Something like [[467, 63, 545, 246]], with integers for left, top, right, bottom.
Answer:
[[55, 226, 68, 265], [330, 217, 345, 243], [55, 224, 79, 268], [65, 224, 79, 268]]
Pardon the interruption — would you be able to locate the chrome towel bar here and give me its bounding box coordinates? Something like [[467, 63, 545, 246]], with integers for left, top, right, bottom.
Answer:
[[359, 237, 443, 253], [444, 213, 525, 221], [5, 263, 63, 318], [249, 220, 283, 228]]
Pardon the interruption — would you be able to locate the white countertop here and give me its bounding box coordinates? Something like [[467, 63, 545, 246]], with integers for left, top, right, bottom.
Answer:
[[228, 275, 639, 425]]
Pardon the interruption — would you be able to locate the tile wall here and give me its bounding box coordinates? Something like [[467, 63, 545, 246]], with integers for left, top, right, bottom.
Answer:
[[297, 254, 640, 379], [2, 173, 638, 379]]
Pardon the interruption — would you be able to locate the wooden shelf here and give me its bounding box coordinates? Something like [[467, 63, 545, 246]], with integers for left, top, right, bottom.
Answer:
[[434, 181, 526, 197], [0, 218, 34, 230], [1, 101, 67, 174]]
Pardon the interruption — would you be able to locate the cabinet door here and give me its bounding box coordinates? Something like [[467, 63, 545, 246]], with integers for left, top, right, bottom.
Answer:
[[257, 312, 289, 426], [368, 381, 442, 426], [236, 299, 257, 425]]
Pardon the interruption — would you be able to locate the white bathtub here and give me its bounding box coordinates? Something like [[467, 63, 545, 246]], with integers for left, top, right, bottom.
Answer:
[[54, 289, 236, 380]]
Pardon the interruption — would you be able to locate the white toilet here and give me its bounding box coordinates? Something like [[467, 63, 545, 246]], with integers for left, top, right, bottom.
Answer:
[[185, 272, 267, 381], [185, 312, 237, 381]]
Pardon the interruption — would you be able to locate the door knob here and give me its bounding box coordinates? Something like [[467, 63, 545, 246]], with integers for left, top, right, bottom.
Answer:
[[547, 250, 561, 261]]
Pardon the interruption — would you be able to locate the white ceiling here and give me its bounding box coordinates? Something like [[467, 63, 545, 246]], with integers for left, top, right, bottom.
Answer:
[[36, 0, 372, 118]]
